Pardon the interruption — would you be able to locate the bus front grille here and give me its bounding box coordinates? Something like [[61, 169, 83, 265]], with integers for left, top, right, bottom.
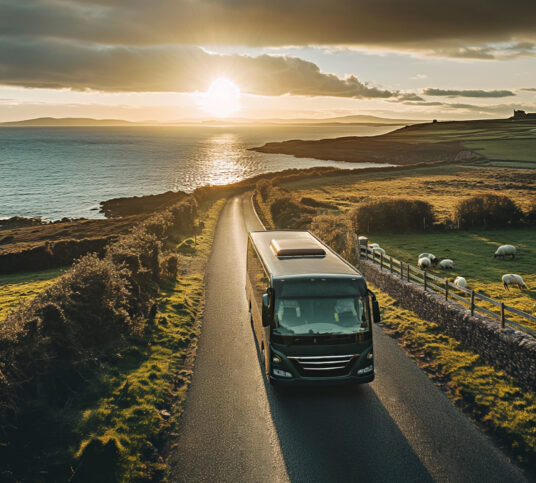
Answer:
[[287, 354, 358, 377]]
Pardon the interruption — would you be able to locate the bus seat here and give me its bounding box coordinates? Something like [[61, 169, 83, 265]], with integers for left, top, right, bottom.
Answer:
[[282, 306, 300, 326]]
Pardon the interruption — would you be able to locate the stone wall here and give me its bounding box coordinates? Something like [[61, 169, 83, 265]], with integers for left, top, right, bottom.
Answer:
[[358, 257, 536, 392]]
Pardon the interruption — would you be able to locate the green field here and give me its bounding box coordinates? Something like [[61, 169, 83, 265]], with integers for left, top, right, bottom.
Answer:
[[0, 268, 65, 320], [388, 119, 536, 163], [369, 228, 536, 331]]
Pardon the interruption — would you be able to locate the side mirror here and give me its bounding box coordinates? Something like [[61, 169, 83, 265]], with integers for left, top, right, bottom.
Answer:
[[368, 290, 381, 324], [372, 299, 381, 324], [262, 293, 271, 327]]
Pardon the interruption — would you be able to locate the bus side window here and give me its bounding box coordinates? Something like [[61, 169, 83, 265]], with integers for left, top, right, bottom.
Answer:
[[247, 239, 269, 301]]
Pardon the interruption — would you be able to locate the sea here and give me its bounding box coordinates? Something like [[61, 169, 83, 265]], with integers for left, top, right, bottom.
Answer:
[[0, 124, 397, 220]]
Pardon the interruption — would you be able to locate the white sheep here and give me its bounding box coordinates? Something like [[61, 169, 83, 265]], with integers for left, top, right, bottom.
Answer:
[[454, 276, 467, 289], [502, 274, 527, 290], [494, 245, 516, 259], [419, 252, 438, 265], [374, 247, 386, 255], [418, 257, 431, 269], [369, 243, 380, 249], [439, 259, 454, 269]]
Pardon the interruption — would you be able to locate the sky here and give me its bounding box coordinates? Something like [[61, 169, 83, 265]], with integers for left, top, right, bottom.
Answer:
[[1, 0, 536, 122]]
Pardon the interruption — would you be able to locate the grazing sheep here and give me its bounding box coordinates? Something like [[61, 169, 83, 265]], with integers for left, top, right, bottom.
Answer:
[[418, 257, 431, 269], [369, 243, 380, 249], [419, 252, 438, 266], [494, 245, 516, 259], [374, 247, 386, 255], [439, 259, 454, 269], [502, 274, 527, 290], [454, 276, 467, 289]]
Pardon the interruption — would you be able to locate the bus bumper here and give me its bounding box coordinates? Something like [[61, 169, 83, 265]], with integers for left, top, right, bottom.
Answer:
[[269, 372, 374, 385]]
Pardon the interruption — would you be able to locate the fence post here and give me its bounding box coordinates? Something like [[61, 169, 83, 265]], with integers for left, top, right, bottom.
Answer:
[[400, 261, 403, 278], [470, 290, 475, 316], [380, 252, 383, 271], [389, 255, 393, 273], [423, 271, 427, 291], [407, 264, 410, 282], [445, 278, 449, 300], [501, 303, 505, 328]]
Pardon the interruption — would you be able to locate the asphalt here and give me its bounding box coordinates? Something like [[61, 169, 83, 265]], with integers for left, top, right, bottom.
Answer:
[[169, 194, 529, 483]]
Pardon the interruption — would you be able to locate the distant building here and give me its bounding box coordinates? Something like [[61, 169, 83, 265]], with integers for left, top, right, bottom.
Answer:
[[512, 109, 536, 120]]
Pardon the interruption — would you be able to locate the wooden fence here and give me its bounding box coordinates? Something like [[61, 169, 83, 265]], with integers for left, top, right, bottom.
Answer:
[[359, 244, 536, 338]]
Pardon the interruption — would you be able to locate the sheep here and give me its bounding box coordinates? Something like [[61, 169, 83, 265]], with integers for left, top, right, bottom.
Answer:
[[502, 274, 527, 290], [374, 247, 386, 256], [419, 252, 438, 266], [439, 259, 454, 269], [494, 245, 516, 259], [454, 276, 467, 289], [369, 243, 380, 250], [418, 256, 431, 269]]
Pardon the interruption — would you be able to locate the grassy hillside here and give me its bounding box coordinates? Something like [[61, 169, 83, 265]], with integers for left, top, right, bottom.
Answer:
[[252, 119, 536, 165], [0, 268, 64, 320]]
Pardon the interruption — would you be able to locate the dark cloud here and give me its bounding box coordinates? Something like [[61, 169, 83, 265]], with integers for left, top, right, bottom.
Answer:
[[423, 88, 515, 98], [0, 0, 535, 50], [0, 38, 394, 98]]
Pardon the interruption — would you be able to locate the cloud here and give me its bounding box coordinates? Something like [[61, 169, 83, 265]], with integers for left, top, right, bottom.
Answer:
[[0, 38, 395, 98], [423, 88, 515, 98], [1, 0, 535, 53], [520, 88, 536, 92], [397, 93, 425, 102]]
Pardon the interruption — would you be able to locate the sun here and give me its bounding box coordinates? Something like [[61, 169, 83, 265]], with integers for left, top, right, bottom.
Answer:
[[201, 78, 241, 118]]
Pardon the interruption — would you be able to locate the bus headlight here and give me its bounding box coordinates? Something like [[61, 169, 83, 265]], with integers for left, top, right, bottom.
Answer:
[[272, 354, 282, 364], [366, 351, 373, 360], [273, 368, 292, 378], [357, 365, 373, 375]]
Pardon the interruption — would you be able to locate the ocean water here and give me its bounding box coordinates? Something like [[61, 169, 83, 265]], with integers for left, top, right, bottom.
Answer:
[[0, 124, 397, 220]]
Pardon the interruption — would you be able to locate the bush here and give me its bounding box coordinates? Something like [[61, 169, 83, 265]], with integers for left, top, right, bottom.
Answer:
[[310, 215, 356, 263], [523, 199, 536, 225], [256, 179, 273, 202], [270, 196, 315, 229], [354, 198, 436, 234], [453, 194, 523, 229]]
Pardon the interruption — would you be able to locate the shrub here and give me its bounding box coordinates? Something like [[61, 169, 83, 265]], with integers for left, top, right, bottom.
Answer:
[[354, 198, 436, 234], [161, 253, 180, 279], [256, 179, 273, 202], [310, 215, 356, 263], [453, 194, 523, 229], [523, 199, 536, 225], [269, 196, 315, 229]]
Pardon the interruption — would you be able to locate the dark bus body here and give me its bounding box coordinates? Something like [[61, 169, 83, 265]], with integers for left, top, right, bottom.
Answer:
[[246, 230, 380, 385]]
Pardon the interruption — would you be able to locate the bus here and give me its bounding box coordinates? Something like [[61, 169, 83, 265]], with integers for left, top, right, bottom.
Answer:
[[246, 230, 380, 385]]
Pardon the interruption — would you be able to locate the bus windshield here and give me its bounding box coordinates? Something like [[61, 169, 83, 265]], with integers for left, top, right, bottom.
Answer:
[[273, 296, 369, 336]]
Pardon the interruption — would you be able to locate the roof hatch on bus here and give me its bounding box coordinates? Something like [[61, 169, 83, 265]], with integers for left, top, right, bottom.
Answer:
[[270, 238, 326, 257]]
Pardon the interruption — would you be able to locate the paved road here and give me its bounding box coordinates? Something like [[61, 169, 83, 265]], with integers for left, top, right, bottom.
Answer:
[[170, 194, 528, 483]]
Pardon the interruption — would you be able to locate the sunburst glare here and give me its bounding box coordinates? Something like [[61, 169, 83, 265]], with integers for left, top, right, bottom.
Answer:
[[200, 78, 241, 118]]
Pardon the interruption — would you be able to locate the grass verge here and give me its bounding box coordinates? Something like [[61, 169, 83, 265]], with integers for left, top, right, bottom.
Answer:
[[375, 286, 536, 475]]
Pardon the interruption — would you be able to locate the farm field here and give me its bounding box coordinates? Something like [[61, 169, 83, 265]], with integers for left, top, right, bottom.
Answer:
[[0, 268, 64, 320], [368, 229, 536, 332], [284, 163, 536, 222]]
